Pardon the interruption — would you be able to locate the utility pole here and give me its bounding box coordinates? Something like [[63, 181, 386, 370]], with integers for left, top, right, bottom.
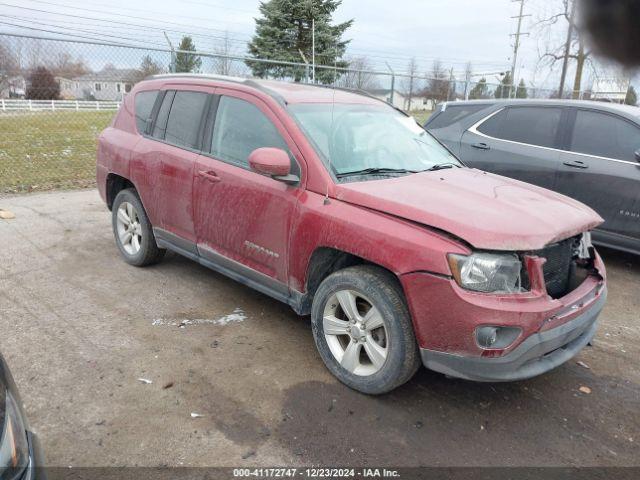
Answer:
[[509, 0, 530, 98], [447, 67, 455, 101], [558, 0, 577, 98]]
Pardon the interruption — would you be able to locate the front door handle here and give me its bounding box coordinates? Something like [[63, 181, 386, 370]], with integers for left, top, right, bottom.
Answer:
[[198, 170, 221, 183], [563, 160, 589, 169], [472, 142, 490, 151]]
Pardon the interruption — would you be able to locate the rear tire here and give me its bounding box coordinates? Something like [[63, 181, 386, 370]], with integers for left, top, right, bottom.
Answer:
[[311, 265, 421, 395], [112, 188, 165, 267]]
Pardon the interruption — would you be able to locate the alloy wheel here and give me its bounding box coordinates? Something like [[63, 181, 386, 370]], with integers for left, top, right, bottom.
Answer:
[[116, 201, 143, 255], [323, 289, 389, 376]]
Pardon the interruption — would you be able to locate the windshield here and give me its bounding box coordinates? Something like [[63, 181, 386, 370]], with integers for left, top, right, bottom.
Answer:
[[289, 103, 462, 179]]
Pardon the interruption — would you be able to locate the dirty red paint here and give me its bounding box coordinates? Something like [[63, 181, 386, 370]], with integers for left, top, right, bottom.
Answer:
[[97, 76, 606, 362]]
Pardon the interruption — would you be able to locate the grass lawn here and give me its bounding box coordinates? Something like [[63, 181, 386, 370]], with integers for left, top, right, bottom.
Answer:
[[411, 110, 433, 125], [0, 108, 433, 194], [0, 111, 115, 193]]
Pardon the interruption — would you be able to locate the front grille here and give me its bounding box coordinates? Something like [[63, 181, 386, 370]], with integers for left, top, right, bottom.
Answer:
[[521, 236, 580, 298]]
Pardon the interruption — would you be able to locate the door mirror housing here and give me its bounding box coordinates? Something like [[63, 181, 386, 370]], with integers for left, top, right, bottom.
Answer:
[[248, 148, 298, 184], [635, 149, 640, 163]]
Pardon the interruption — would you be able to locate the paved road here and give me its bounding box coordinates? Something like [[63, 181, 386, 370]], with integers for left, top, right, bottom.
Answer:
[[0, 189, 638, 467]]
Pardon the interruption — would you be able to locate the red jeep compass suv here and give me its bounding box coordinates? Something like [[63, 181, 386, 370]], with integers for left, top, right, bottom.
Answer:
[[97, 75, 607, 394]]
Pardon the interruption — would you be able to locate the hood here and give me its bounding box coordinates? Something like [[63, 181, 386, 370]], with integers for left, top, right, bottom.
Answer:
[[335, 168, 603, 251]]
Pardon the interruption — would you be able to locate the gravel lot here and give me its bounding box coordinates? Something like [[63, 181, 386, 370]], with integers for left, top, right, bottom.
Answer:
[[0, 189, 639, 467]]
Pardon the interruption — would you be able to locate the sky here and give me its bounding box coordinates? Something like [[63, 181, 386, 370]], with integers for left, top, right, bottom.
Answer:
[[0, 0, 635, 93]]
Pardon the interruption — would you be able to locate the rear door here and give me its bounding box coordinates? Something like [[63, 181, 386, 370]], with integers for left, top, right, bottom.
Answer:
[[459, 106, 565, 190], [555, 108, 640, 240], [147, 88, 211, 243], [192, 89, 305, 287]]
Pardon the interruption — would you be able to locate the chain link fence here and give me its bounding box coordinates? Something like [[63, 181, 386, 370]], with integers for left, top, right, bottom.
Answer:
[[0, 32, 586, 193]]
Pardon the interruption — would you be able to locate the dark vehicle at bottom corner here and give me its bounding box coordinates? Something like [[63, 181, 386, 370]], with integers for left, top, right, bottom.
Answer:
[[425, 99, 640, 255], [0, 352, 45, 480]]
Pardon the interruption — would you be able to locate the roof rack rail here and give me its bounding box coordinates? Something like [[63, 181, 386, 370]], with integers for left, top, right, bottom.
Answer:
[[145, 73, 287, 105]]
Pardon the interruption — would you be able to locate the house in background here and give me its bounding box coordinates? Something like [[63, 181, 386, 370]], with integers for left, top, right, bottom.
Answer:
[[367, 88, 407, 110], [55, 76, 76, 99], [366, 88, 435, 112], [591, 77, 631, 103], [70, 68, 138, 101], [0, 75, 26, 98]]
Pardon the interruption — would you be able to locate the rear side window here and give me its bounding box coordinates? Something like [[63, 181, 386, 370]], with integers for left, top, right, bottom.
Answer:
[[164, 91, 209, 149], [478, 107, 562, 148], [428, 104, 489, 129], [570, 110, 640, 161], [211, 96, 290, 168], [134, 90, 158, 134]]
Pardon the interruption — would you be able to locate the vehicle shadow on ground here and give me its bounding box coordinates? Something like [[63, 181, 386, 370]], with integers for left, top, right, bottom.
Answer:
[[158, 251, 639, 467]]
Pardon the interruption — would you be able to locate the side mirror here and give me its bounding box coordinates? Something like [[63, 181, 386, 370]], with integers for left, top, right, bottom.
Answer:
[[635, 149, 640, 163], [248, 148, 298, 184]]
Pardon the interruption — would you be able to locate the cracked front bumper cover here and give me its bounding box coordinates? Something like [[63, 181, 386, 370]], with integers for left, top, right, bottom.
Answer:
[[421, 288, 607, 382]]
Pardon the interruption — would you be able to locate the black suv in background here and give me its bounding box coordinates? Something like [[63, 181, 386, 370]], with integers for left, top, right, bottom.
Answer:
[[425, 100, 640, 255]]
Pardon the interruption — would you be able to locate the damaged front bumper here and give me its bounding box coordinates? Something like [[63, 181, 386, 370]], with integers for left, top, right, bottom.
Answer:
[[420, 288, 606, 382]]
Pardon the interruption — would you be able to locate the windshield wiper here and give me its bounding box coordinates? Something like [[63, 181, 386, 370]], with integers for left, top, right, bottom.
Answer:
[[336, 167, 419, 178], [425, 162, 461, 172]]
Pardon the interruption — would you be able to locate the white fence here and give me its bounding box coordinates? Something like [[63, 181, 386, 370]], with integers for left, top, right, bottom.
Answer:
[[0, 99, 121, 112]]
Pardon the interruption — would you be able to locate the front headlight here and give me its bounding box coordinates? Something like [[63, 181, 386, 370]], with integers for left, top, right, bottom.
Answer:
[[0, 390, 29, 480], [448, 252, 523, 294]]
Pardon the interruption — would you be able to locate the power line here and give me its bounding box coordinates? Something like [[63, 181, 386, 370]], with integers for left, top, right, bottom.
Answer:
[[0, 3, 252, 46]]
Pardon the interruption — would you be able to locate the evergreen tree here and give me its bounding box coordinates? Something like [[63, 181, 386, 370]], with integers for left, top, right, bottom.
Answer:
[[494, 72, 513, 99], [175, 36, 202, 73], [26, 67, 60, 100], [516, 79, 528, 99], [625, 85, 638, 106], [247, 0, 353, 84], [468, 78, 489, 99]]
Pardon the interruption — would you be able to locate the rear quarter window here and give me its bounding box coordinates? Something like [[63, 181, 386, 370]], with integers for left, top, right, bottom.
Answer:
[[134, 90, 159, 134], [427, 104, 490, 129]]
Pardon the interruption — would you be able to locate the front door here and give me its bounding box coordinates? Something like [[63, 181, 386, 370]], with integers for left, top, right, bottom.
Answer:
[[192, 90, 304, 287], [460, 106, 565, 190], [555, 108, 640, 241]]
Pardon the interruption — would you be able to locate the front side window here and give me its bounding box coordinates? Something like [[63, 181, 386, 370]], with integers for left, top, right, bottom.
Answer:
[[164, 91, 208, 149], [570, 110, 640, 161], [478, 107, 562, 149], [290, 103, 460, 179], [134, 90, 158, 134], [211, 96, 291, 168]]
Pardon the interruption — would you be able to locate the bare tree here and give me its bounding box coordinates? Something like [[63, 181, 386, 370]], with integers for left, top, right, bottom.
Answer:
[[49, 52, 89, 78], [212, 31, 236, 76], [535, 0, 595, 99], [422, 60, 449, 105], [337, 56, 379, 90], [401, 57, 419, 111]]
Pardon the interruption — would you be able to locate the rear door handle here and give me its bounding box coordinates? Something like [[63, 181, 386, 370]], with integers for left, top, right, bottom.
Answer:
[[563, 160, 589, 169], [472, 142, 490, 151], [198, 170, 221, 183]]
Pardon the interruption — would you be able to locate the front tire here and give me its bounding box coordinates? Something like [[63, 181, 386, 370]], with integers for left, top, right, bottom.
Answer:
[[311, 265, 421, 395], [112, 188, 165, 267]]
